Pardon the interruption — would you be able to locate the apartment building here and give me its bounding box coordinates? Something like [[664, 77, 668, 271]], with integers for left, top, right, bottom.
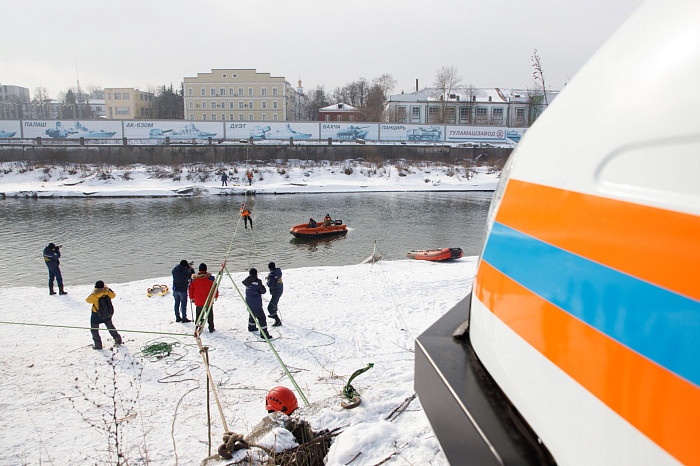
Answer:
[[105, 88, 154, 119], [183, 69, 310, 122]]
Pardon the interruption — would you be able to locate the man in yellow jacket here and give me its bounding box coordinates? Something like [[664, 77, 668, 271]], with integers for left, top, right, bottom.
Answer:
[[86, 280, 122, 350]]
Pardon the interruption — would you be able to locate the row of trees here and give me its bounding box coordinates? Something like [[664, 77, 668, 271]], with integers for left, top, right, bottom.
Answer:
[[307, 73, 397, 121]]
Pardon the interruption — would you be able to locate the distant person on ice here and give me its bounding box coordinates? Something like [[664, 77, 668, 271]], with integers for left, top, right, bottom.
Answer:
[[247, 171, 253, 186], [221, 172, 228, 186], [266, 262, 283, 327], [171, 260, 193, 322], [43, 242, 67, 295], [189, 263, 217, 333], [240, 203, 253, 229], [86, 280, 121, 350], [243, 268, 271, 339]]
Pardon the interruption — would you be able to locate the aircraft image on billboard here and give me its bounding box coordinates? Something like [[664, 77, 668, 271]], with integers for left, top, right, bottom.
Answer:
[[249, 124, 312, 140]]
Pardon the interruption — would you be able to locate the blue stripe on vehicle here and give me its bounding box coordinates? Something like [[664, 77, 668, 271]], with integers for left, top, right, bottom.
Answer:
[[482, 221, 700, 388]]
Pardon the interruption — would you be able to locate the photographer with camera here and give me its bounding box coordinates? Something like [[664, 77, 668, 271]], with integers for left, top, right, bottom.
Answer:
[[42, 242, 67, 295]]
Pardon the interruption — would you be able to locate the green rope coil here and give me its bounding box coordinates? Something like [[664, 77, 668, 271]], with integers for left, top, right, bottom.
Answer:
[[140, 341, 179, 360]]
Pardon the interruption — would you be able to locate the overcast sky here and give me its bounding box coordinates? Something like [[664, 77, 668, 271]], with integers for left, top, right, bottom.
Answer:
[[2, 0, 645, 100]]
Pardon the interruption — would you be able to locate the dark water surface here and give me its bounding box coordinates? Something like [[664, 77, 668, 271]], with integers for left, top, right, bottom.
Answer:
[[0, 192, 492, 288]]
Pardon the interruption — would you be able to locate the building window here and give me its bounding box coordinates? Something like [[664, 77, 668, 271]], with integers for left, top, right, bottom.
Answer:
[[248, 88, 253, 96], [397, 106, 407, 123], [349, 115, 354, 121], [411, 106, 420, 121], [248, 101, 253, 109], [239, 114, 244, 121], [219, 88, 225, 96], [189, 102, 194, 109], [273, 101, 278, 109], [211, 101, 216, 109], [187, 88, 193, 96], [248, 113, 253, 120], [515, 108, 525, 124], [210, 88, 216, 96], [262, 101, 267, 109], [211, 114, 216, 120], [230, 114, 234, 120], [189, 114, 195, 120], [221, 101, 225, 109], [337, 115, 342, 121], [273, 114, 278, 121], [114, 93, 121, 100], [221, 113, 225, 120], [201, 88, 206, 96], [261, 88, 267, 96], [107, 93, 112, 99], [116, 106, 130, 115], [229, 88, 234, 96], [492, 107, 504, 123], [427, 106, 440, 123], [202, 102, 207, 109], [239, 102, 244, 109], [202, 114, 207, 120], [238, 88, 244, 96], [444, 107, 456, 123], [476, 107, 488, 123], [123, 93, 129, 99], [459, 106, 470, 123], [229, 102, 234, 109], [262, 114, 267, 121], [325, 115, 330, 121], [272, 88, 278, 96]]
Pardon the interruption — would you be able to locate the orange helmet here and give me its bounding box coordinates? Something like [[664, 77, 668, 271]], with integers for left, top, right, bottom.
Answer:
[[266, 386, 298, 414]]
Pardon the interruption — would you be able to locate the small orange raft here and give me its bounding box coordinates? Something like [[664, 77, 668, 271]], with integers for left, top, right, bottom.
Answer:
[[290, 220, 347, 238], [407, 248, 463, 261]]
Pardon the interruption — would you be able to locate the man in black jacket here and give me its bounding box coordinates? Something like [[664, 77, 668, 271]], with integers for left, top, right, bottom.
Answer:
[[43, 243, 67, 295], [171, 260, 193, 322]]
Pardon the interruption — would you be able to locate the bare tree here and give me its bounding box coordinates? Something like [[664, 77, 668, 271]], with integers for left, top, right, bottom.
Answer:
[[531, 49, 548, 105], [433, 66, 463, 123], [32, 87, 51, 119], [308, 85, 330, 120]]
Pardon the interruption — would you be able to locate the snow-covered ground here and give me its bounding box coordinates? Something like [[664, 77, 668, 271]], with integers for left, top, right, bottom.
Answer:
[[0, 258, 477, 465], [0, 159, 500, 197]]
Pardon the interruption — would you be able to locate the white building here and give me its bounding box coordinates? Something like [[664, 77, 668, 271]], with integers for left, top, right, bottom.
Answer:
[[384, 87, 558, 127]]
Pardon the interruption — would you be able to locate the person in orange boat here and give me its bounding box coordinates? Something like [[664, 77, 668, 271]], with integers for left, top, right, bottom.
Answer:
[[308, 218, 317, 228], [323, 214, 333, 226]]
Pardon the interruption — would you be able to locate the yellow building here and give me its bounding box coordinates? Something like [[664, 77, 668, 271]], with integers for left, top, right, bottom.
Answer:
[[183, 69, 310, 122], [105, 88, 154, 119]]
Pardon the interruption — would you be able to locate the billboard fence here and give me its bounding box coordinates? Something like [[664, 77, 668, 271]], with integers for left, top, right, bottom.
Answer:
[[0, 119, 527, 144]]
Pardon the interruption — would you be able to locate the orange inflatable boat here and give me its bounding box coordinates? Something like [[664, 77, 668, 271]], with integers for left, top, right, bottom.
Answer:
[[290, 220, 348, 238], [407, 248, 463, 261]]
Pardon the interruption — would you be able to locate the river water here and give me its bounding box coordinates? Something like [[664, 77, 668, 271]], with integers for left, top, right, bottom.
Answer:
[[0, 192, 492, 288]]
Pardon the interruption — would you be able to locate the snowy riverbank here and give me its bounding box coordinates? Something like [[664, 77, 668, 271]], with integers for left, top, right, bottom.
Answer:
[[0, 160, 499, 197], [0, 258, 477, 465]]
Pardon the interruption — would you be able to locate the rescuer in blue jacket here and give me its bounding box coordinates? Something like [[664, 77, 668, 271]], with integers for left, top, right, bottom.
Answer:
[[43, 243, 67, 295], [266, 262, 283, 327], [243, 268, 271, 339]]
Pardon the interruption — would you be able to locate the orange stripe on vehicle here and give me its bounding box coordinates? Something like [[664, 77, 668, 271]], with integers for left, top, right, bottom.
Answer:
[[475, 260, 700, 466], [495, 179, 700, 302]]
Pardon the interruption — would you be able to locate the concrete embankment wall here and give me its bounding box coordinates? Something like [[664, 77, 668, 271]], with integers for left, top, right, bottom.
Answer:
[[0, 144, 511, 166]]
